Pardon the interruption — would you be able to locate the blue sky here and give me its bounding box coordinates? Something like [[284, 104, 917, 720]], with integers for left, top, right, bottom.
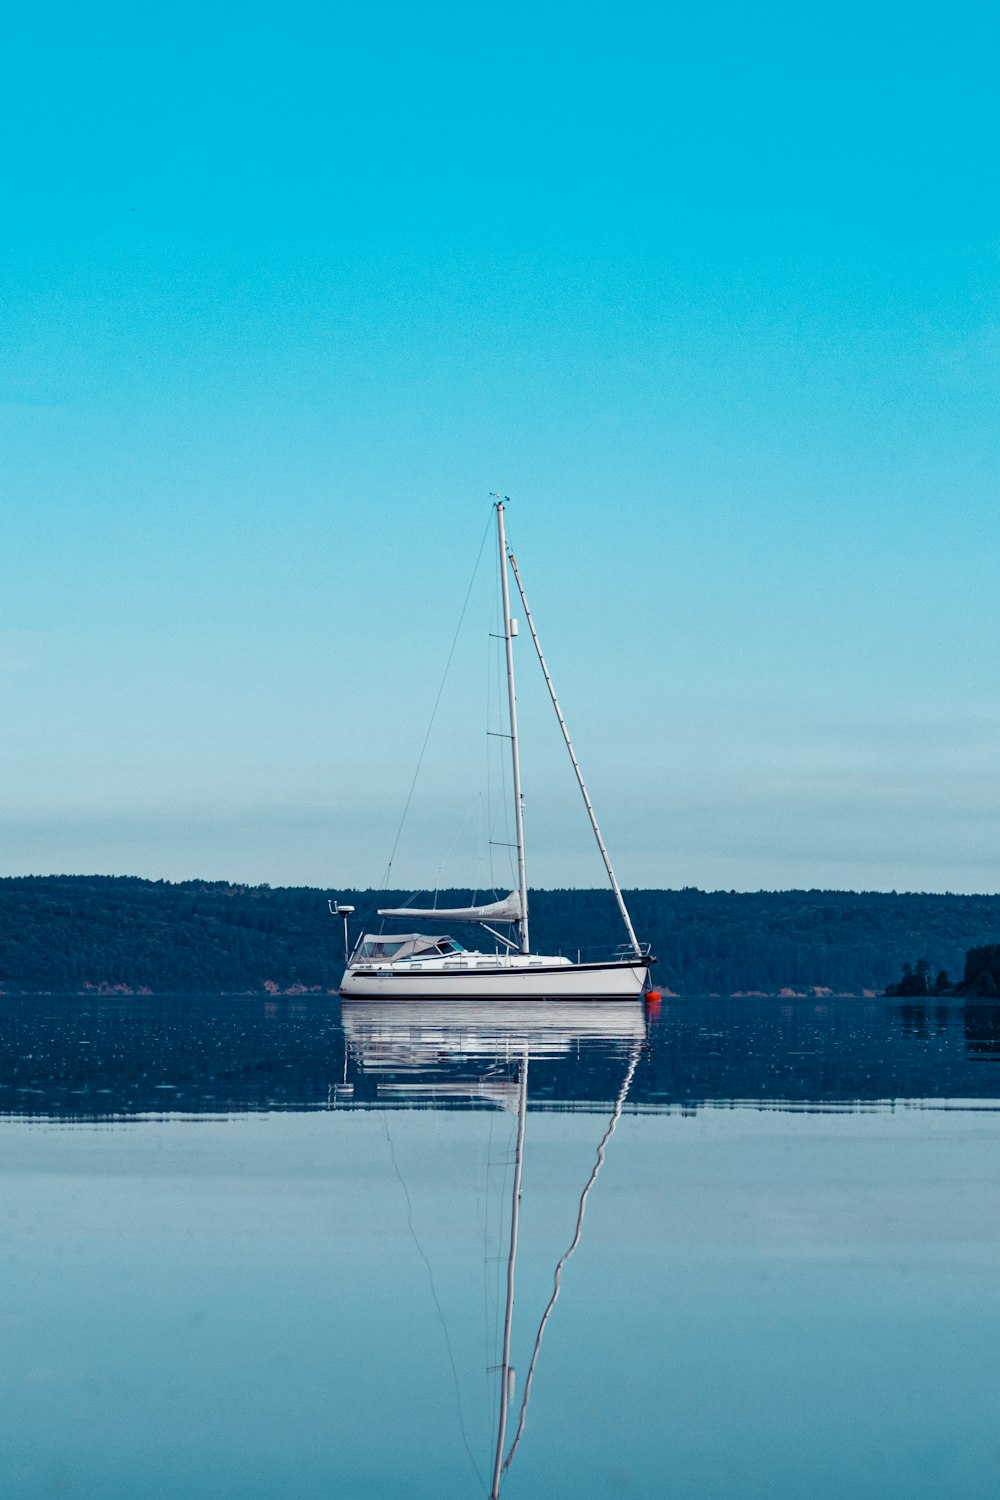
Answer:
[[2, 0, 998, 892]]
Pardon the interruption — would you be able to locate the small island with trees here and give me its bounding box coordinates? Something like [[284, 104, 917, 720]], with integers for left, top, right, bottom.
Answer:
[[885, 944, 1000, 998]]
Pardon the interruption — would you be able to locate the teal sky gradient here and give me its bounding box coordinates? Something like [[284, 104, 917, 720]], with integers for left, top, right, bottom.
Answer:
[[2, 0, 998, 891]]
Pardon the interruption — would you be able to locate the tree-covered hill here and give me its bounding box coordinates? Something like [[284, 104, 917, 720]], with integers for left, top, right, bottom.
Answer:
[[0, 876, 998, 995]]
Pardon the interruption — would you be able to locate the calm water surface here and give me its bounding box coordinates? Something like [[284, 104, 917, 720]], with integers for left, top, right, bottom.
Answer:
[[1, 995, 998, 1499]]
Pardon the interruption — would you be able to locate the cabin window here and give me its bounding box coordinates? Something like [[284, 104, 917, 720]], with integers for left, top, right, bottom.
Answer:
[[357, 940, 406, 962]]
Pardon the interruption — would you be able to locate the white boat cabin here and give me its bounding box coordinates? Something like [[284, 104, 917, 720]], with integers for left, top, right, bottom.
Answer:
[[350, 932, 576, 974]]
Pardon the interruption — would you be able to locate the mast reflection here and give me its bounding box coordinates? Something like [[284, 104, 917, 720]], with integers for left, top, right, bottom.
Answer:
[[342, 997, 647, 1493]]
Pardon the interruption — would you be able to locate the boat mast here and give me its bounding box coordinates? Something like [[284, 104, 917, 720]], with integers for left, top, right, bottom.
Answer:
[[506, 548, 643, 960], [496, 500, 530, 955], [490, 1049, 528, 1500]]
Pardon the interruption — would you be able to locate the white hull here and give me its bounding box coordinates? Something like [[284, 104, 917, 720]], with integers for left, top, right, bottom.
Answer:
[[339, 957, 650, 1000]]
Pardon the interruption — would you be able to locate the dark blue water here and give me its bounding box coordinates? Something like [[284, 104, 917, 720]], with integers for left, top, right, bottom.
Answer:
[[1, 996, 998, 1498]]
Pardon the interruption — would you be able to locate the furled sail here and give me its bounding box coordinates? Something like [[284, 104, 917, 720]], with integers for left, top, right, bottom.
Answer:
[[377, 891, 523, 924]]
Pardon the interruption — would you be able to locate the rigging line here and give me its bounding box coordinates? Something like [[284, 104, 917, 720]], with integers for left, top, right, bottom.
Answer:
[[433, 793, 480, 906], [506, 546, 643, 958], [379, 507, 494, 891], [502, 1036, 644, 1475], [382, 1113, 488, 1496]]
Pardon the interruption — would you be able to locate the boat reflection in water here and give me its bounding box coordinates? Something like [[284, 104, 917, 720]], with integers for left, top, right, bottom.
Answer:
[[342, 997, 646, 1497], [342, 998, 646, 1099]]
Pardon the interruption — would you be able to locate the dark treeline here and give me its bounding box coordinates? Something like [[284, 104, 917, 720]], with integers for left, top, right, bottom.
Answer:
[[886, 944, 1000, 999], [1, 875, 999, 995]]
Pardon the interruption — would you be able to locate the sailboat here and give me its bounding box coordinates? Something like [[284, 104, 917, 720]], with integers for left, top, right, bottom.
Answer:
[[338, 498, 653, 1000]]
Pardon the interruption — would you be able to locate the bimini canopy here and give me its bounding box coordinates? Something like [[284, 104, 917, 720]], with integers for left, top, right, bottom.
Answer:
[[376, 891, 523, 924], [354, 934, 465, 963]]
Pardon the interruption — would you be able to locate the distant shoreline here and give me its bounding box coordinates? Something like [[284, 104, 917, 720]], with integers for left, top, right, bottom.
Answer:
[[2, 876, 998, 997]]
